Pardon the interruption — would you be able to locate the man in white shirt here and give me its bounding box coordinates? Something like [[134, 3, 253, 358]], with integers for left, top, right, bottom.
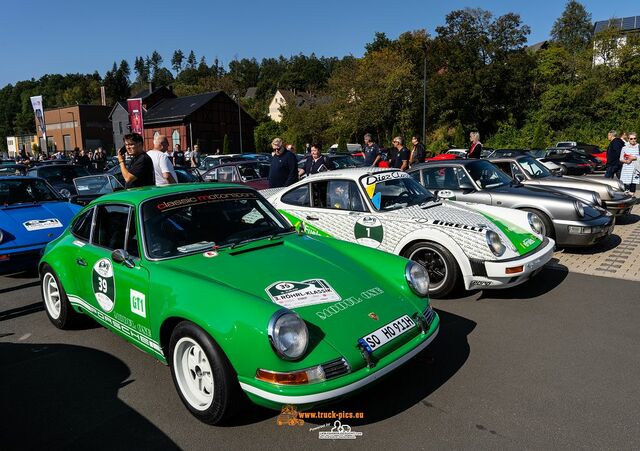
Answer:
[[147, 134, 177, 186]]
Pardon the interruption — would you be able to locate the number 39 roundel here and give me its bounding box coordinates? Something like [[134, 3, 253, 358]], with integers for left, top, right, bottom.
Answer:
[[92, 258, 116, 312]]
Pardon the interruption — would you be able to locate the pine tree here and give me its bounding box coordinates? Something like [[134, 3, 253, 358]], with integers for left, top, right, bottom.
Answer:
[[171, 50, 185, 73], [187, 50, 197, 69], [551, 1, 593, 53]]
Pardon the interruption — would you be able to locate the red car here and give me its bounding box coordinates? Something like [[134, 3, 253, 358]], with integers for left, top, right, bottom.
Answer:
[[202, 161, 270, 190]]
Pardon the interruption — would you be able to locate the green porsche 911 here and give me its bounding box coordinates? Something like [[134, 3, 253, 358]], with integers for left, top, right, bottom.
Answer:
[[39, 183, 439, 424]]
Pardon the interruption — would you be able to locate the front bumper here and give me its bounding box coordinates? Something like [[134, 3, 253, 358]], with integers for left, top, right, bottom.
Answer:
[[553, 215, 614, 247], [465, 237, 555, 290], [238, 311, 439, 409], [604, 196, 635, 216]]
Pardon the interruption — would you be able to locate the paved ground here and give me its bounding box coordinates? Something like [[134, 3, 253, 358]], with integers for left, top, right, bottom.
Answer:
[[1, 263, 639, 450], [551, 203, 640, 281]]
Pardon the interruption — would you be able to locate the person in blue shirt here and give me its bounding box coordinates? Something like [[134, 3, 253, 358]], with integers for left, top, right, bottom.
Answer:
[[268, 137, 298, 188], [362, 133, 381, 166]]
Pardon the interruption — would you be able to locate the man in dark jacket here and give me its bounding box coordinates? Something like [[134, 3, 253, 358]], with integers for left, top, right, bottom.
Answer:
[[268, 137, 298, 188], [605, 130, 625, 179], [390, 136, 410, 170]]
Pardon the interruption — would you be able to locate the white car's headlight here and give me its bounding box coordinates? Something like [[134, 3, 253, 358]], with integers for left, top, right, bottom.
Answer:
[[527, 212, 545, 236], [574, 201, 585, 218], [486, 230, 506, 256], [268, 310, 308, 361], [405, 261, 430, 297]]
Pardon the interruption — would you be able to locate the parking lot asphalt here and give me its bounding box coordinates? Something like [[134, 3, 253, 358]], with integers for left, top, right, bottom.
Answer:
[[1, 263, 639, 450]]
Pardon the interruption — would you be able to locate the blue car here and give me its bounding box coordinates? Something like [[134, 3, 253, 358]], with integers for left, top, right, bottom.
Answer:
[[0, 176, 81, 272]]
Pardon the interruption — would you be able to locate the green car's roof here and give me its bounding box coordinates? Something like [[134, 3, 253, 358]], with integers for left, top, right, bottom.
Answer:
[[90, 182, 248, 205]]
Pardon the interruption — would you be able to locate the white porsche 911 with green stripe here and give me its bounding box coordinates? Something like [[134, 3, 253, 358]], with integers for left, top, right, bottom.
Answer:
[[264, 168, 555, 298]]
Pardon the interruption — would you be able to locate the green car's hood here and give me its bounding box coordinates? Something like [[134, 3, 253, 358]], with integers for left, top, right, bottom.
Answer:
[[160, 234, 425, 358]]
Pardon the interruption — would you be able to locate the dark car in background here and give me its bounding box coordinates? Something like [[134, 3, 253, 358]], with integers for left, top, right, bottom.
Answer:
[[202, 161, 270, 190], [197, 154, 252, 175], [534, 149, 594, 175], [0, 164, 28, 176], [27, 164, 91, 198], [408, 160, 613, 247], [71, 174, 124, 206]]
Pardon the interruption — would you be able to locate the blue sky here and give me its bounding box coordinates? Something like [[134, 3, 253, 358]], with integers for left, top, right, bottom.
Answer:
[[0, 0, 637, 87]]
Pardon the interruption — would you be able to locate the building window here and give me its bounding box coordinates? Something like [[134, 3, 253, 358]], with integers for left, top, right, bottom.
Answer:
[[118, 122, 123, 134], [172, 130, 180, 148], [63, 135, 72, 151]]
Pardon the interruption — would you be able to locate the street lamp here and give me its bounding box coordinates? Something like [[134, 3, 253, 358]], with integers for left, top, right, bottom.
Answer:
[[67, 111, 78, 150]]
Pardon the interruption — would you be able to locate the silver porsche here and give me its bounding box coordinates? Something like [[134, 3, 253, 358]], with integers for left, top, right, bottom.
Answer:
[[408, 159, 614, 247]]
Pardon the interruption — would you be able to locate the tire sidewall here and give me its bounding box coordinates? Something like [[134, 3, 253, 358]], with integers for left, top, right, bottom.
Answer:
[[40, 264, 74, 329], [405, 242, 459, 298], [168, 321, 238, 424]]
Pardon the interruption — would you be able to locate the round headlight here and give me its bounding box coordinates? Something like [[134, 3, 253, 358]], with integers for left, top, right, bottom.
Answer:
[[574, 200, 585, 217], [485, 230, 506, 257], [592, 192, 602, 206], [606, 185, 614, 198], [527, 212, 545, 236], [405, 261, 430, 296], [268, 310, 308, 361], [59, 188, 71, 199]]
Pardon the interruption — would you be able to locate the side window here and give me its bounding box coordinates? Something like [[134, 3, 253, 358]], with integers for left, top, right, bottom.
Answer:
[[71, 208, 94, 241], [281, 184, 310, 207], [126, 211, 139, 257], [494, 162, 512, 177], [315, 180, 366, 211], [511, 162, 525, 177], [217, 166, 235, 183], [421, 168, 444, 189], [409, 171, 422, 184], [93, 204, 131, 250], [454, 167, 474, 186]]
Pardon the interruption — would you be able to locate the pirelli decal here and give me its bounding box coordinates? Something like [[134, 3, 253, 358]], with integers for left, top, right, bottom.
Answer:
[[416, 218, 485, 232]]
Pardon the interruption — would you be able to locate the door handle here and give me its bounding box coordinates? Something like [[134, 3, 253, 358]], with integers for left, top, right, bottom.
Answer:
[[305, 215, 319, 221], [76, 257, 87, 267]]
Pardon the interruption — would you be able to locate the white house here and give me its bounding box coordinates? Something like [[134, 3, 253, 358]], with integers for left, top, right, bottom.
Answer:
[[593, 16, 640, 66]]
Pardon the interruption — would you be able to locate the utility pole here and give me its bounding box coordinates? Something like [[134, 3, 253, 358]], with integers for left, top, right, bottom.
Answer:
[[422, 45, 427, 145]]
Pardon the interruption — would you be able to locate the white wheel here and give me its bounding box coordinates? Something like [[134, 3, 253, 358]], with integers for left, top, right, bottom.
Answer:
[[43, 272, 61, 319], [173, 336, 214, 411]]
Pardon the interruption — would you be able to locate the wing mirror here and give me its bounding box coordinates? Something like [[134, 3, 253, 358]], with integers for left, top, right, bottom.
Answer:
[[514, 173, 525, 183], [458, 182, 475, 192], [436, 189, 457, 200], [112, 249, 135, 268]]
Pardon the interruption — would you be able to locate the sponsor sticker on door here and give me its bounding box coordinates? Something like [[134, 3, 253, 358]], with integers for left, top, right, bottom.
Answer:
[[92, 258, 116, 312], [130, 289, 146, 318], [265, 279, 341, 308]]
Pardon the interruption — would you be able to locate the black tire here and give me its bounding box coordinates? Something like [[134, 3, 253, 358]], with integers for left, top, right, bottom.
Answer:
[[521, 208, 555, 240], [169, 321, 242, 425], [403, 241, 460, 298], [559, 164, 568, 175], [40, 263, 84, 329]]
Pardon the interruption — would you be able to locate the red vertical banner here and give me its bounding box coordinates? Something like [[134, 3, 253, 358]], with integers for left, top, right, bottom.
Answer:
[[127, 98, 144, 134]]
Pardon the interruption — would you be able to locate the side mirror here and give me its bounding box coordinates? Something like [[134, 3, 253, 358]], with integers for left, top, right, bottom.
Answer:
[[514, 173, 525, 183], [112, 249, 135, 268], [295, 221, 306, 235], [436, 190, 457, 200], [458, 182, 475, 192]]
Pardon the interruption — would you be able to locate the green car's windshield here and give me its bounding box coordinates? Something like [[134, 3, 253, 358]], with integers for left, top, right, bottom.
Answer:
[[517, 156, 552, 179], [0, 178, 61, 205], [360, 172, 435, 211], [142, 189, 292, 259], [465, 160, 513, 188]]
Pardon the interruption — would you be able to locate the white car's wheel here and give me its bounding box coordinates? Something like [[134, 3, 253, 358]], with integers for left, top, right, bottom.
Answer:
[[404, 242, 460, 298]]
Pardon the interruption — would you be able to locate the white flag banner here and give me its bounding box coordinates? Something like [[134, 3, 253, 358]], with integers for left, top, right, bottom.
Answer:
[[30, 95, 48, 152]]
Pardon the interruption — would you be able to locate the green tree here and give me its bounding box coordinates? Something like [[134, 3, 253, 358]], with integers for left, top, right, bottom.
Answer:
[[365, 32, 392, 54], [171, 50, 185, 73], [551, 1, 592, 53], [186, 50, 197, 69], [254, 120, 282, 152]]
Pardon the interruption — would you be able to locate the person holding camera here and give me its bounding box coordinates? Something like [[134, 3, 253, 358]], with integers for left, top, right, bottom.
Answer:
[[118, 133, 155, 189]]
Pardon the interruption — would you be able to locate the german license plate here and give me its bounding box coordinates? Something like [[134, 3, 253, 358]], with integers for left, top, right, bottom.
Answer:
[[358, 315, 416, 352]]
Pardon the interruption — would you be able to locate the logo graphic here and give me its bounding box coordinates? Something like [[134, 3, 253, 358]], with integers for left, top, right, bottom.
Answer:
[[354, 216, 384, 248], [22, 218, 63, 231], [265, 279, 341, 309], [368, 312, 379, 321], [276, 405, 304, 427], [318, 420, 363, 440], [203, 250, 218, 258], [92, 258, 115, 312], [130, 289, 146, 318]]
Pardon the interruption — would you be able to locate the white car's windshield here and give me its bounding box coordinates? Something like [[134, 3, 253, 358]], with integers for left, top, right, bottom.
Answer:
[[360, 172, 435, 211]]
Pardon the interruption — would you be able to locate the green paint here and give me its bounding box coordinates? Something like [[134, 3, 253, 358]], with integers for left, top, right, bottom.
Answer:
[[278, 210, 332, 237], [480, 213, 542, 255]]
